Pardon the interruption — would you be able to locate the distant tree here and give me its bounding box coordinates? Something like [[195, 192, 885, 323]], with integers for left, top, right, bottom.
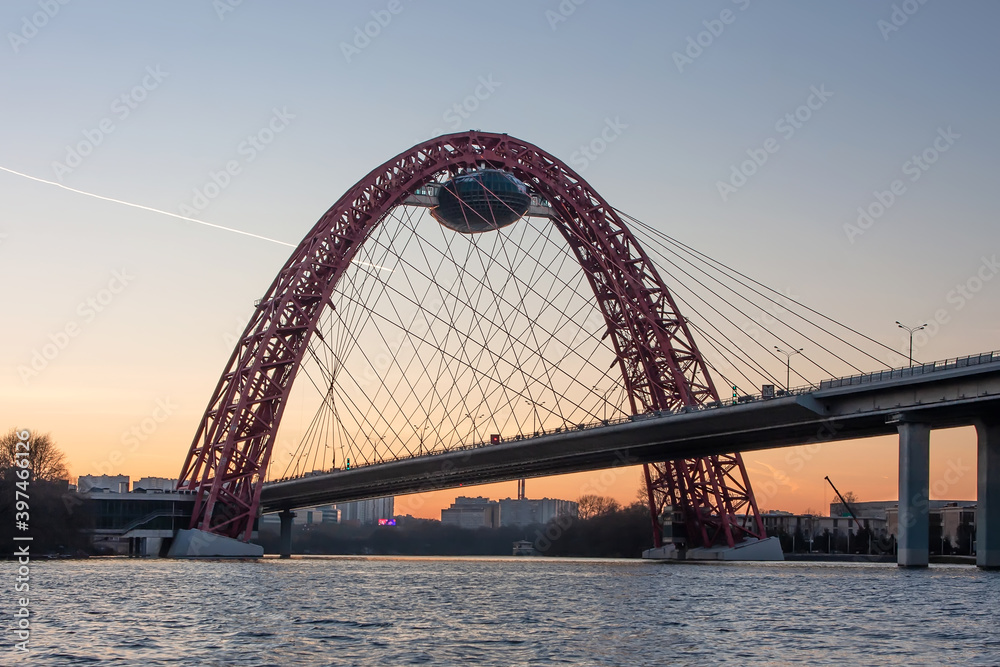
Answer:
[[0, 429, 69, 481], [841, 490, 859, 505], [792, 527, 806, 553], [577, 494, 620, 519], [634, 474, 650, 505], [956, 519, 975, 556]]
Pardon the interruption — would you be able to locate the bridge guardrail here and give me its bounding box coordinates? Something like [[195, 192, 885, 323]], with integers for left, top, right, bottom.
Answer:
[[268, 349, 1000, 484], [817, 350, 1000, 389]]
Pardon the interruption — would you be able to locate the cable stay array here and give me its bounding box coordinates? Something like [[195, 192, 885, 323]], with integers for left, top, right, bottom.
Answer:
[[270, 178, 909, 482]]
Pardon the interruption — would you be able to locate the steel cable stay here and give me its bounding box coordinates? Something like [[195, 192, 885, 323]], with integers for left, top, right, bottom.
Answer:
[[646, 252, 819, 387], [634, 230, 861, 383], [642, 238, 855, 379], [334, 210, 619, 399], [616, 207, 905, 368], [434, 173, 627, 428], [281, 204, 627, 476], [317, 277, 609, 446]]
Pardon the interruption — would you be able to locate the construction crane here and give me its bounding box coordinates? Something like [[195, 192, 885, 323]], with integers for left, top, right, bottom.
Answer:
[[824, 475, 864, 532]]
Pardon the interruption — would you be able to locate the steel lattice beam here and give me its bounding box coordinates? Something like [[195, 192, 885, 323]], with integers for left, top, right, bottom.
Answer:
[[177, 131, 765, 547]]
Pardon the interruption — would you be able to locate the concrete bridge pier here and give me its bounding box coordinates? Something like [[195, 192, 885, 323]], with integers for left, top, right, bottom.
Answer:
[[978, 419, 1000, 569], [279, 509, 295, 559], [898, 421, 930, 567]]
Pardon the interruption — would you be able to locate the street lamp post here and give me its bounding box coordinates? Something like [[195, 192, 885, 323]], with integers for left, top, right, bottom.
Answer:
[[524, 401, 544, 435], [774, 346, 803, 392], [465, 412, 484, 443], [412, 421, 428, 456], [593, 385, 613, 422], [895, 321, 927, 368]]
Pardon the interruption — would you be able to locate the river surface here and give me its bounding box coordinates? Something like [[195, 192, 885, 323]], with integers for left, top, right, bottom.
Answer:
[[6, 557, 1000, 665]]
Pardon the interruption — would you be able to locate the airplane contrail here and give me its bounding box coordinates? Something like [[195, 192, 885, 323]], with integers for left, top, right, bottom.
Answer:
[[0, 164, 296, 247], [0, 165, 393, 272]]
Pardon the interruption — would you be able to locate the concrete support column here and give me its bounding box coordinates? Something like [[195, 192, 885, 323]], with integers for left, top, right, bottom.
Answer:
[[977, 419, 1000, 569], [279, 509, 295, 559], [898, 422, 930, 567]]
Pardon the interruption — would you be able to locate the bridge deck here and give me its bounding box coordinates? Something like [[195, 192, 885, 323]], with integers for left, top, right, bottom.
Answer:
[[261, 350, 1000, 512]]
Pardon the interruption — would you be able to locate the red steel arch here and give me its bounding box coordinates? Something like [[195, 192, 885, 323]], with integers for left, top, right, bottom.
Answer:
[[177, 131, 765, 547]]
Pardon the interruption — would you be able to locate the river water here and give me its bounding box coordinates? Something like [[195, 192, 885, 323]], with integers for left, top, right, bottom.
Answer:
[[7, 557, 1000, 665]]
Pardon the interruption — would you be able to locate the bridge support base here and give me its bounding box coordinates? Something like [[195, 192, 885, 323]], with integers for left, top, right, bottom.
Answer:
[[166, 529, 263, 558], [279, 509, 295, 559], [978, 419, 1000, 569], [898, 422, 930, 567], [642, 536, 784, 561]]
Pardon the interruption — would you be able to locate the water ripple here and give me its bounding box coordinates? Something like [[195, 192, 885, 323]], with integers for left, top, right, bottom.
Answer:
[[5, 557, 999, 665]]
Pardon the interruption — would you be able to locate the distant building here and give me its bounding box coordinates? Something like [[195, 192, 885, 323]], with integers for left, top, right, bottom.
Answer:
[[757, 510, 888, 550], [886, 503, 977, 553], [498, 498, 577, 526], [442, 496, 500, 529], [829, 499, 971, 520], [78, 474, 130, 494], [260, 506, 336, 526], [317, 506, 342, 524], [133, 477, 177, 493], [260, 499, 391, 527], [336, 497, 394, 525]]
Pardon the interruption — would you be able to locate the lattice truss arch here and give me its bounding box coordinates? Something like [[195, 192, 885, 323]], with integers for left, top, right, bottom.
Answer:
[[177, 131, 765, 546]]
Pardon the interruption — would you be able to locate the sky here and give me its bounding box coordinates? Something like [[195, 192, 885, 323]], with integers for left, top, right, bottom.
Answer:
[[1, 1, 998, 519]]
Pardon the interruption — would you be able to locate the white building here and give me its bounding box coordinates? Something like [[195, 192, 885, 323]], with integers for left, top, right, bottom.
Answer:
[[78, 474, 130, 493], [498, 498, 578, 526], [829, 499, 970, 519], [133, 477, 177, 493], [886, 503, 977, 553], [758, 510, 888, 551], [442, 496, 500, 529]]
